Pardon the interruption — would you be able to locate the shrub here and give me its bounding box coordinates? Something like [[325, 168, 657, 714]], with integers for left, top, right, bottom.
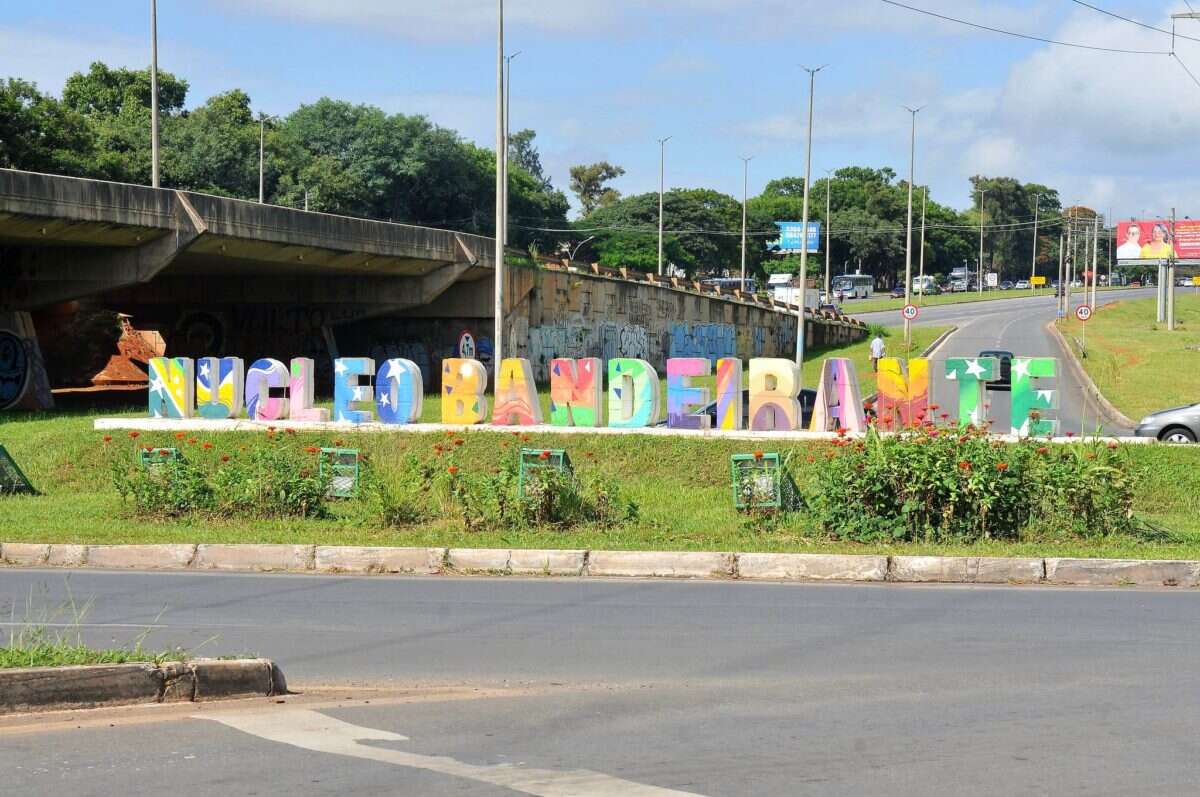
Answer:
[[807, 424, 1136, 543], [111, 457, 213, 518], [358, 455, 435, 527]]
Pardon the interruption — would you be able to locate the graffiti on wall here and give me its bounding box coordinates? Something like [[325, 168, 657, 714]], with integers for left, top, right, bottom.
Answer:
[[0, 330, 29, 410], [528, 321, 650, 382], [669, 322, 736, 363]]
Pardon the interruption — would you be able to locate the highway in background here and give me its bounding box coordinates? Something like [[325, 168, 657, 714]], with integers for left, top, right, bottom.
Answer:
[[854, 288, 1156, 436]]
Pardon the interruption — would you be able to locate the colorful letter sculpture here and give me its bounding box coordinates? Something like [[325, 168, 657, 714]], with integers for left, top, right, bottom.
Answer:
[[548, 358, 602, 427], [715, 358, 743, 430], [875, 357, 930, 429], [195, 357, 243, 420], [375, 358, 423, 425], [1010, 357, 1057, 436], [441, 358, 489, 424], [149, 357, 194, 419], [333, 357, 376, 424], [289, 357, 330, 422], [748, 358, 802, 431], [809, 357, 867, 433], [492, 358, 543, 426], [944, 357, 997, 425], [607, 358, 661, 428], [245, 358, 290, 421], [666, 358, 711, 430]]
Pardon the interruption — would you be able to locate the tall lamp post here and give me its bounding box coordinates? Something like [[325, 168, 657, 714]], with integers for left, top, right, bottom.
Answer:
[[657, 136, 672, 276], [494, 0, 505, 377], [150, 0, 160, 188], [503, 50, 521, 246], [1029, 194, 1039, 292], [824, 168, 833, 301], [977, 187, 987, 295], [740, 155, 753, 289], [796, 64, 826, 370], [918, 185, 927, 303], [903, 105, 923, 350]]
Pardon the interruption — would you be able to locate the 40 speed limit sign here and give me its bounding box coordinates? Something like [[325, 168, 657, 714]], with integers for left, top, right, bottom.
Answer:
[[901, 304, 919, 321], [1074, 305, 1093, 322]]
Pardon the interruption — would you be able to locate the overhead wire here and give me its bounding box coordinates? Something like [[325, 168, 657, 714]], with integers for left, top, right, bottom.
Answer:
[[1067, 0, 1200, 43]]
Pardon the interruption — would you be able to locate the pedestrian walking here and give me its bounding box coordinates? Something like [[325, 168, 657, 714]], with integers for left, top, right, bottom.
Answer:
[[870, 333, 885, 372]]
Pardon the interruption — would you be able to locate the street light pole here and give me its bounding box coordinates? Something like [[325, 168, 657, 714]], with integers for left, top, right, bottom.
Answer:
[[258, 117, 266, 204], [1030, 194, 1039, 292], [824, 168, 833, 301], [740, 156, 753, 289], [918, 185, 927, 304], [494, 0, 505, 377], [903, 105, 923, 350], [150, 0, 160, 188], [977, 187, 986, 295], [657, 135, 672, 276], [796, 64, 826, 371], [503, 51, 521, 247]]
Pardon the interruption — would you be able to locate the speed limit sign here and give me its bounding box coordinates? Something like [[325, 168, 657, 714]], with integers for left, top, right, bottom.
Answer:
[[1074, 305, 1092, 322], [901, 304, 919, 321]]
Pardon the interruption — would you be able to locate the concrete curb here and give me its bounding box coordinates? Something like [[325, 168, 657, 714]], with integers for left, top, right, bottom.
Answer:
[[1045, 319, 1138, 430], [5, 542, 1199, 589], [0, 658, 284, 714]]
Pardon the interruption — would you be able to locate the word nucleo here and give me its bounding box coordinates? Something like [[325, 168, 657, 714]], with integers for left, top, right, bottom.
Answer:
[[147, 354, 1059, 436]]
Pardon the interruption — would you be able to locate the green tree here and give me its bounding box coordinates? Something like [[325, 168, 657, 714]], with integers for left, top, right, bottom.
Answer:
[[0, 79, 94, 175], [569, 161, 624, 215]]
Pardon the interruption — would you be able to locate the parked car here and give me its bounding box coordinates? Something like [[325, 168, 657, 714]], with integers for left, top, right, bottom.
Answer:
[[1135, 404, 1200, 443], [1014, 280, 1031, 290], [949, 279, 969, 292], [998, 281, 1013, 290], [890, 284, 906, 299], [978, 349, 1013, 391], [1178, 278, 1192, 287]]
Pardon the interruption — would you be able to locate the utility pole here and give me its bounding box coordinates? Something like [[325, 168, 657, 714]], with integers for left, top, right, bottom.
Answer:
[[740, 156, 752, 289], [494, 0, 505, 376], [503, 51, 521, 247], [1030, 194, 1039, 292], [258, 116, 266, 203], [657, 136, 672, 276], [1168, 208, 1177, 331], [1090, 214, 1100, 309], [918, 185, 927, 304], [977, 187, 986, 295], [1065, 214, 1074, 317], [903, 105, 923, 350], [824, 169, 832, 301], [1057, 232, 1064, 317], [796, 64, 825, 370], [150, 0, 160, 188]]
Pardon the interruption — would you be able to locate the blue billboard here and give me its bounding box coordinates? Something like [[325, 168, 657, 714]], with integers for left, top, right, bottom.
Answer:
[[773, 221, 821, 254]]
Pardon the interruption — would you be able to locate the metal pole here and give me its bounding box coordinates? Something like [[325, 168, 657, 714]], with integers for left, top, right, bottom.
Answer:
[[1030, 194, 1039, 292], [740, 156, 752, 289], [824, 169, 832, 301], [1065, 215, 1074, 316], [503, 51, 521, 247], [1057, 232, 1064, 316], [977, 188, 985, 295], [1091, 214, 1099, 309], [796, 65, 825, 370], [657, 136, 671, 276], [150, 0, 160, 188], [258, 118, 265, 204], [918, 185, 927, 304], [1168, 208, 1177, 331], [494, 0, 505, 376], [903, 105, 921, 350]]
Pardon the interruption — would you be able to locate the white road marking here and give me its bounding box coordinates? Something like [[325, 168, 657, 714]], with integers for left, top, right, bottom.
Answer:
[[201, 708, 705, 796]]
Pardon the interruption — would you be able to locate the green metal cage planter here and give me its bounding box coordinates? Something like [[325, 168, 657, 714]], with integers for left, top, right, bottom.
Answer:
[[730, 453, 790, 511], [518, 448, 573, 497], [319, 447, 360, 498], [139, 447, 182, 467]]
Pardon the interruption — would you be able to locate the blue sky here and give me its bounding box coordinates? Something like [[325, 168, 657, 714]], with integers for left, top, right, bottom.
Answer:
[[4, 1, 1199, 219]]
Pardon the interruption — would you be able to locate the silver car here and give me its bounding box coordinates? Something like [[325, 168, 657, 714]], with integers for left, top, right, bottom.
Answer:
[[1135, 404, 1200, 443]]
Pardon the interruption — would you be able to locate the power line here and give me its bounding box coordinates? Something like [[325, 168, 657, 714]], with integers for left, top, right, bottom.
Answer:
[[878, 0, 1172, 54], [1175, 51, 1200, 90], [516, 216, 1071, 238], [1068, 0, 1200, 43]]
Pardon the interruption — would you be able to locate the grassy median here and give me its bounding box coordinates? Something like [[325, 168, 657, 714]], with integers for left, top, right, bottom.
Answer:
[[1060, 292, 1200, 421]]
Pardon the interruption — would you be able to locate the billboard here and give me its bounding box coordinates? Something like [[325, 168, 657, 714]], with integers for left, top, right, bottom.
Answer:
[[772, 221, 821, 254], [1115, 219, 1200, 262]]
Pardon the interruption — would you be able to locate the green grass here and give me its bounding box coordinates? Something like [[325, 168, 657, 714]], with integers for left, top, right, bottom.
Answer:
[[3, 403, 1200, 559], [0, 640, 178, 669], [846, 285, 1133, 315], [1060, 292, 1200, 421]]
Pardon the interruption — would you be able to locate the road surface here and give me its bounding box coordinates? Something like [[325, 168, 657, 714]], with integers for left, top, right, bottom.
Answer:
[[3, 569, 1199, 795], [854, 288, 1156, 436]]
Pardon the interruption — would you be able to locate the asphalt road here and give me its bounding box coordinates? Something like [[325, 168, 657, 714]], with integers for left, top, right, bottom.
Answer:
[[3, 569, 1200, 795], [854, 288, 1157, 436]]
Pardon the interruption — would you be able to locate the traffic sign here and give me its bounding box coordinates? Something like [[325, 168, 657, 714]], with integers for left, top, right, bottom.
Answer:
[[1031, 276, 1046, 287], [1075, 305, 1092, 322], [901, 304, 919, 321]]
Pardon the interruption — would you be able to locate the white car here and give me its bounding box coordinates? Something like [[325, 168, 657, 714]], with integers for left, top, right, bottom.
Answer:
[[1014, 280, 1031, 290]]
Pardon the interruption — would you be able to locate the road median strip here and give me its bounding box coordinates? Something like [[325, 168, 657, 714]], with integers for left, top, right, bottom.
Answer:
[[3, 542, 1198, 588], [0, 658, 285, 714]]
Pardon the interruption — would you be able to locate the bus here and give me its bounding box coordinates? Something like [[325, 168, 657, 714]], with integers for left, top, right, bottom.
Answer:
[[831, 274, 874, 300], [701, 277, 756, 292]]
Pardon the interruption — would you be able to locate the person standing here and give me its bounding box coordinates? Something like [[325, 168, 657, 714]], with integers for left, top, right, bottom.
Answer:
[[870, 333, 885, 372]]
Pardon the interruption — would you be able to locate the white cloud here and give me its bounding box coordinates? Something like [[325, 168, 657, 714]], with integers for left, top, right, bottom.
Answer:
[[0, 27, 145, 91]]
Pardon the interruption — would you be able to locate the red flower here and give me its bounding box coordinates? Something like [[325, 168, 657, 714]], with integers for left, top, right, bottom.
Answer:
[[102, 435, 113, 443], [285, 428, 296, 435], [929, 429, 940, 438], [1066, 432, 1075, 438], [1086, 453, 1096, 460], [187, 437, 198, 445], [1107, 441, 1119, 450], [220, 454, 231, 462], [753, 450, 764, 460], [929, 404, 940, 411], [202, 442, 213, 450], [939, 413, 949, 420], [585, 452, 595, 458], [520, 434, 531, 442], [806, 455, 816, 463], [836, 427, 848, 438], [863, 401, 875, 411], [433, 444, 444, 453], [539, 450, 551, 460], [447, 465, 459, 475], [958, 460, 971, 470], [333, 439, 344, 446], [268, 426, 276, 432], [1036, 446, 1048, 455], [174, 432, 186, 440], [128, 431, 140, 439], [453, 439, 464, 447], [501, 441, 510, 448], [304, 446, 319, 454], [996, 462, 1009, 471]]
